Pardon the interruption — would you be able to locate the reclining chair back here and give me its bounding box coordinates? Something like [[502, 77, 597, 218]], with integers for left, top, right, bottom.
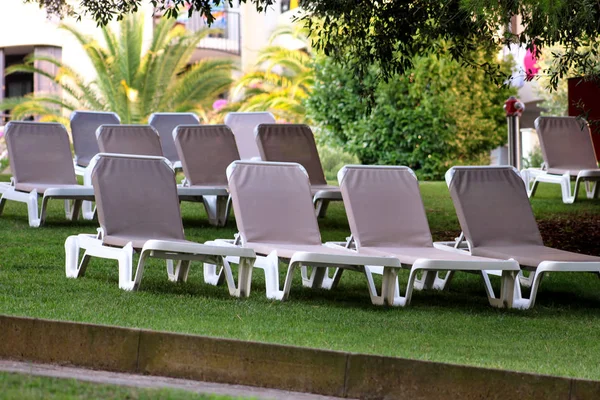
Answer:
[[447, 166, 544, 248], [255, 124, 328, 186], [227, 161, 322, 246], [96, 125, 163, 157], [91, 154, 185, 248], [149, 112, 199, 164], [535, 116, 598, 175], [4, 121, 77, 192], [70, 111, 120, 167], [224, 112, 275, 160], [174, 125, 240, 186], [338, 165, 433, 248]]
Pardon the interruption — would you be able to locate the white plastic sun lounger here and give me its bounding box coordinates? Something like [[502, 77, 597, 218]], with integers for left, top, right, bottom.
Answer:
[[224, 112, 275, 160], [331, 165, 520, 308], [65, 153, 255, 295], [255, 123, 342, 218], [173, 124, 240, 227], [207, 160, 405, 306], [148, 112, 200, 170], [95, 124, 219, 223], [0, 121, 95, 227], [521, 116, 600, 203], [70, 110, 121, 176], [437, 166, 600, 309]]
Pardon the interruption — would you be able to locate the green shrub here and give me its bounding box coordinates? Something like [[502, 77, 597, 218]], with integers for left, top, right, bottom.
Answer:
[[306, 46, 516, 180], [523, 145, 545, 169], [317, 142, 360, 181]]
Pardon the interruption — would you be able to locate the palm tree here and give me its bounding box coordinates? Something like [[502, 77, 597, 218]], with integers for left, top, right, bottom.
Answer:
[[228, 23, 314, 123], [0, 13, 234, 124]]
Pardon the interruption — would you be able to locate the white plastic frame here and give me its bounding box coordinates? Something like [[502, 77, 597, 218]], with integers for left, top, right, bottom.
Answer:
[[0, 180, 95, 227], [65, 231, 256, 296], [521, 167, 600, 204]]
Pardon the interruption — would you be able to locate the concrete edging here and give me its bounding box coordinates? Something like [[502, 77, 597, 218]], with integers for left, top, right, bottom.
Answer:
[[0, 314, 598, 399]]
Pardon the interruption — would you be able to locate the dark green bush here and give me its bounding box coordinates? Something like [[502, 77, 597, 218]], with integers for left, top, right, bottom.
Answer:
[[306, 47, 516, 180]]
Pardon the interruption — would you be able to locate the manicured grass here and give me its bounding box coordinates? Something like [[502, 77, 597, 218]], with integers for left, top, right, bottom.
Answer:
[[0, 371, 248, 399], [0, 174, 599, 380]]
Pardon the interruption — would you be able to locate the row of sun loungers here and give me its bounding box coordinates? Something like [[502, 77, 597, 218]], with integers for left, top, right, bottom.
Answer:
[[0, 113, 598, 309], [0, 115, 339, 226], [61, 153, 599, 309]]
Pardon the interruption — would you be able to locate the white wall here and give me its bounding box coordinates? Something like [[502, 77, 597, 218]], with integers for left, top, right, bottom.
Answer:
[[0, 1, 155, 92]]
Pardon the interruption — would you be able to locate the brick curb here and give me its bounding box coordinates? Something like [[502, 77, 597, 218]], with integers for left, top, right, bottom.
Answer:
[[1, 314, 598, 399]]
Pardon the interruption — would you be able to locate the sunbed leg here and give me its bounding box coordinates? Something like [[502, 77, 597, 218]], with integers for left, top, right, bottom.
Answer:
[[364, 266, 402, 306], [203, 261, 225, 286], [584, 180, 598, 199], [65, 235, 93, 279], [0, 196, 6, 216], [480, 270, 496, 301], [82, 200, 96, 220], [27, 190, 42, 227], [118, 243, 135, 290], [521, 169, 540, 198], [167, 260, 190, 283], [301, 266, 327, 288], [314, 199, 330, 218], [64, 199, 82, 220], [221, 256, 251, 297], [381, 267, 399, 306], [233, 256, 253, 298], [282, 260, 299, 301], [518, 270, 533, 288], [414, 271, 437, 290], [256, 251, 283, 300], [560, 173, 576, 204], [203, 195, 230, 227], [499, 270, 516, 308]]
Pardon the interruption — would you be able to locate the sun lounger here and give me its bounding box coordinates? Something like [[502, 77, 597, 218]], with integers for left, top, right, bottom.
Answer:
[[70, 111, 120, 176], [173, 125, 239, 227], [224, 112, 275, 160], [65, 153, 255, 294], [333, 165, 520, 308], [207, 160, 405, 305], [0, 121, 95, 227], [96, 124, 164, 157], [148, 112, 200, 170], [438, 166, 600, 309], [521, 116, 600, 203], [255, 124, 342, 217]]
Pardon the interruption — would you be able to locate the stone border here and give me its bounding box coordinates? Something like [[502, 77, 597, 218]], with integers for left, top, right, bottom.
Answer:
[[1, 314, 598, 399]]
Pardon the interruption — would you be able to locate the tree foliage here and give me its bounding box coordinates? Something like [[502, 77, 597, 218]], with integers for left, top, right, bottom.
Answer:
[[306, 45, 516, 180], [0, 13, 233, 124], [228, 23, 313, 123], [26, 0, 600, 88]]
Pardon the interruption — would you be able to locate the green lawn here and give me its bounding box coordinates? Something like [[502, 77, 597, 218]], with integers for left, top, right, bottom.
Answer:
[[0, 371, 249, 399], [0, 174, 599, 380]]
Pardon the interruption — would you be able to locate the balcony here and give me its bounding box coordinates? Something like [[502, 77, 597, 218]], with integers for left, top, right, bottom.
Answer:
[[180, 9, 241, 56]]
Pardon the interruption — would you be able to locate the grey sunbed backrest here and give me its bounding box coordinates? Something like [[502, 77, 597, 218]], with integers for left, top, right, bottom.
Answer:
[[338, 165, 433, 248], [4, 121, 77, 186], [535, 117, 598, 172], [148, 112, 199, 164], [447, 166, 543, 248], [224, 112, 275, 160], [96, 125, 163, 157], [91, 154, 185, 243], [173, 125, 240, 186], [227, 161, 322, 246], [255, 124, 328, 186], [70, 111, 120, 167]]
